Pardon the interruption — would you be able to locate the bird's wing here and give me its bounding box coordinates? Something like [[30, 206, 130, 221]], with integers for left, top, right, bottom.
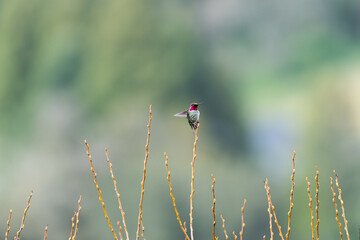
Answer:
[[174, 111, 188, 118]]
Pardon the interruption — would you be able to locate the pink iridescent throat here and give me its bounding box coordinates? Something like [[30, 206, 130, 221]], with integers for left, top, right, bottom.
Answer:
[[189, 105, 197, 111]]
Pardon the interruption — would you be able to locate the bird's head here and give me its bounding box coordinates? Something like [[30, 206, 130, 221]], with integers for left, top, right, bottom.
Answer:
[[189, 102, 201, 111]]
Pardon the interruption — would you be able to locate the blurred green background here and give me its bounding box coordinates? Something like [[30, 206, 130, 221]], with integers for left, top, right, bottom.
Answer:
[[0, 0, 359, 239]]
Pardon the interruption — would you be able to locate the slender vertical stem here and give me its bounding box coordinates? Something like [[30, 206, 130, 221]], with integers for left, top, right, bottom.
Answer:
[[265, 179, 284, 240], [330, 177, 343, 240], [15, 190, 33, 240], [164, 153, 190, 240], [220, 215, 229, 240], [211, 174, 216, 240], [43, 225, 48, 240], [85, 140, 118, 240], [136, 105, 152, 240], [306, 177, 314, 240], [106, 149, 129, 240], [264, 179, 274, 240], [315, 167, 320, 240], [240, 199, 247, 240], [71, 195, 82, 240], [190, 125, 199, 240], [5, 209, 12, 240], [334, 171, 350, 240], [68, 211, 76, 240], [117, 221, 123, 240], [286, 151, 296, 240]]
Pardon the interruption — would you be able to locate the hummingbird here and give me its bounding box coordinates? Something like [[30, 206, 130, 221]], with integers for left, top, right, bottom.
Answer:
[[174, 103, 201, 131]]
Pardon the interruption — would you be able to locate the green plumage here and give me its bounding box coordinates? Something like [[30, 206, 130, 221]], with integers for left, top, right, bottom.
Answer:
[[187, 110, 200, 130]]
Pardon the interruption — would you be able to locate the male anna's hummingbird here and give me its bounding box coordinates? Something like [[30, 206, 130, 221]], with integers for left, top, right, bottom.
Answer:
[[174, 103, 200, 131]]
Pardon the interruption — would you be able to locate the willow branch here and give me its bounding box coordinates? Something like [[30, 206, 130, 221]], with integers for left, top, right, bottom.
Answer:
[[184, 222, 187, 240], [286, 151, 296, 240], [330, 177, 343, 240], [106, 149, 129, 240], [68, 211, 76, 240], [141, 219, 146, 240], [117, 221, 123, 240], [240, 199, 246, 240], [265, 179, 274, 240], [220, 215, 229, 240], [334, 171, 350, 240], [190, 125, 199, 240], [264, 179, 284, 240], [315, 167, 320, 240], [85, 140, 118, 240], [136, 105, 152, 240], [211, 174, 216, 240], [5, 209, 12, 240], [43, 225, 48, 240], [71, 195, 82, 240], [164, 152, 190, 240], [306, 177, 314, 240], [15, 190, 33, 240]]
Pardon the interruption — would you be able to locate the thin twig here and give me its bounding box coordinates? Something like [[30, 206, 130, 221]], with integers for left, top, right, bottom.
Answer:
[[315, 167, 320, 240], [306, 177, 314, 240], [211, 174, 216, 240], [334, 171, 350, 240], [233, 232, 238, 240], [68, 211, 76, 240], [106, 148, 129, 240], [136, 105, 152, 240], [330, 177, 343, 240], [164, 152, 190, 240], [117, 221, 123, 240], [265, 179, 284, 240], [71, 195, 82, 240], [15, 190, 33, 240], [286, 151, 296, 240], [141, 219, 146, 240], [190, 125, 199, 240], [184, 222, 187, 240], [271, 197, 284, 239], [264, 179, 274, 240], [43, 225, 48, 240], [240, 199, 246, 240], [85, 140, 118, 240], [5, 209, 12, 240], [220, 215, 229, 240]]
